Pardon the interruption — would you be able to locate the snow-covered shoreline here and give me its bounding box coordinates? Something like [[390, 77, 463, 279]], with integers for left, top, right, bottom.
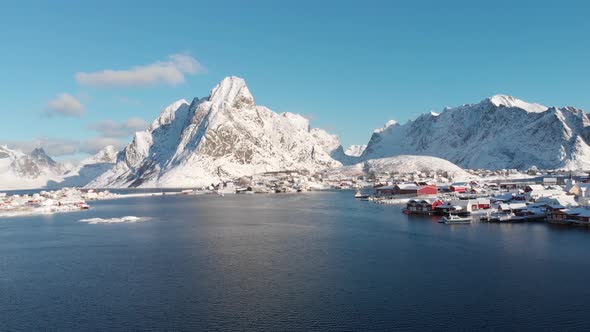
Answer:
[[0, 188, 113, 218]]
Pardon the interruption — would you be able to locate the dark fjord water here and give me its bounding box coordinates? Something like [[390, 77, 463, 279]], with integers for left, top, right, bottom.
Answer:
[[2, 191, 590, 331]]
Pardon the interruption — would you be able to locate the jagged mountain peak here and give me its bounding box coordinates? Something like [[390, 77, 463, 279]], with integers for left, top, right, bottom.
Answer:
[[209, 76, 254, 108], [150, 99, 190, 130], [485, 94, 548, 113], [374, 119, 399, 133], [31, 147, 47, 156], [49, 145, 120, 188], [30, 147, 57, 167], [31, 147, 51, 160], [344, 144, 367, 157], [81, 145, 118, 166], [87, 76, 344, 188], [0, 145, 65, 189]]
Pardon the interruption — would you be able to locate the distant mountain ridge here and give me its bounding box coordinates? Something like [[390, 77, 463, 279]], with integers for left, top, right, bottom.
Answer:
[[5, 89, 590, 190], [0, 146, 64, 190], [0, 145, 120, 190], [361, 95, 590, 170], [51, 145, 118, 188]]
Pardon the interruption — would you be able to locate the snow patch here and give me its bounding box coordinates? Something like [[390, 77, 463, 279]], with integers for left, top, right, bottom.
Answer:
[[344, 144, 367, 157], [374, 120, 398, 133], [326, 155, 470, 180], [79, 216, 147, 224], [488, 94, 548, 113]]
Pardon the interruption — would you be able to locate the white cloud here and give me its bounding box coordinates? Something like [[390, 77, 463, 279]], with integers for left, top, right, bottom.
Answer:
[[88, 117, 148, 138], [75, 53, 204, 87], [80, 137, 126, 155], [45, 93, 85, 117]]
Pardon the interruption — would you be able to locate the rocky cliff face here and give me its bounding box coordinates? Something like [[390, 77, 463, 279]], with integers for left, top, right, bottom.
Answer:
[[361, 95, 590, 170], [88, 76, 344, 188]]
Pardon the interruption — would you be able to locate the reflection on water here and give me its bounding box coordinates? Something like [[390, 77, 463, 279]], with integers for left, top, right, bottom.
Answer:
[[2, 191, 590, 331]]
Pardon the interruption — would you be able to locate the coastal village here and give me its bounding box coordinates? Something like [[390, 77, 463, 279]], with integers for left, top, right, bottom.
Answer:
[[3, 166, 590, 229], [0, 188, 118, 217], [360, 169, 590, 227]]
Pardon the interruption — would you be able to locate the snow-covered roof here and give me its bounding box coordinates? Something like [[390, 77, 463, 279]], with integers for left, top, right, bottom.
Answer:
[[574, 183, 590, 190], [499, 203, 527, 210], [526, 184, 545, 191], [451, 182, 468, 187], [563, 207, 590, 218], [376, 185, 395, 190], [493, 193, 514, 202], [554, 195, 579, 207], [396, 183, 420, 190]]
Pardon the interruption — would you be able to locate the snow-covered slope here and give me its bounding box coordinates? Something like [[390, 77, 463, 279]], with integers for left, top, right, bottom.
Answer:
[[345, 144, 367, 157], [50, 145, 118, 188], [326, 155, 469, 180], [0, 146, 64, 190], [361, 95, 590, 170], [363, 155, 469, 178], [88, 76, 344, 188]]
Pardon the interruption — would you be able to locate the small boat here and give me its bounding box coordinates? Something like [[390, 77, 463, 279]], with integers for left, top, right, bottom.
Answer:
[[497, 213, 520, 222], [439, 214, 471, 224], [484, 212, 523, 223], [78, 203, 90, 210], [354, 190, 369, 199]]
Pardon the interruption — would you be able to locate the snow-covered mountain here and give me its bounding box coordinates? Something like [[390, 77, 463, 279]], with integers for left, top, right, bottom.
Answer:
[[361, 95, 590, 170], [50, 145, 118, 188], [0, 146, 65, 190], [88, 76, 344, 188], [345, 144, 367, 157]]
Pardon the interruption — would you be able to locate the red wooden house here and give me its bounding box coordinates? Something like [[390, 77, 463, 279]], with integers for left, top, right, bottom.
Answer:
[[393, 183, 438, 196], [449, 184, 467, 193]]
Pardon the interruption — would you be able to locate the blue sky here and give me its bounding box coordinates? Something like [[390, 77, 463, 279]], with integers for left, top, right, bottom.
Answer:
[[1, 0, 589, 160]]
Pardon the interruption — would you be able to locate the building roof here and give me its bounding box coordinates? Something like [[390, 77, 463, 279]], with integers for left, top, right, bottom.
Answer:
[[376, 185, 395, 190], [499, 203, 527, 210], [563, 207, 590, 218], [396, 183, 420, 190], [450, 182, 468, 187], [526, 184, 545, 191]]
